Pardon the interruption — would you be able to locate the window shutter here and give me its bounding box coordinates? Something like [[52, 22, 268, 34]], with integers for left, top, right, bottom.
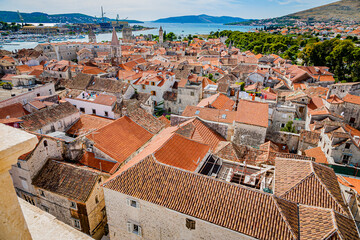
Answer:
[[136, 201, 140, 209], [138, 226, 142, 236], [126, 199, 130, 206], [127, 222, 132, 233]]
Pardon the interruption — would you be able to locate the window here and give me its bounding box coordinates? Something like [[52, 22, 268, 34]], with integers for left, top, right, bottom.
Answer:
[[342, 155, 351, 164], [17, 162, 21, 168], [282, 114, 287, 119], [74, 219, 81, 229], [221, 114, 227, 119], [37, 93, 40, 97], [49, 89, 52, 95], [151, 91, 156, 96], [190, 92, 194, 96], [345, 143, 351, 149], [39, 189, 45, 197], [43, 140, 48, 147], [102, 207, 106, 218], [92, 109, 96, 115], [186, 218, 196, 230], [151, 82, 155, 86], [104, 111, 109, 117], [195, 110, 200, 115], [281, 123, 285, 128], [70, 201, 77, 210], [80, 107, 85, 113], [127, 199, 139, 208], [95, 196, 99, 204], [350, 117, 356, 124], [142, 85, 146, 90], [98, 178, 102, 184], [127, 222, 142, 236]]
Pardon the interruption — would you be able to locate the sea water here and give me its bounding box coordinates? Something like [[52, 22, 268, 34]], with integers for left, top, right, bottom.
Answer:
[[1, 22, 259, 52]]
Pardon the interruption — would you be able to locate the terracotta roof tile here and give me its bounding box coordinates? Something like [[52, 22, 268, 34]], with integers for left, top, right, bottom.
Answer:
[[0, 103, 29, 119], [154, 134, 210, 171], [299, 205, 359, 240], [236, 100, 269, 128], [175, 118, 225, 150], [127, 108, 164, 134], [20, 102, 79, 132], [86, 116, 153, 163], [276, 159, 349, 216], [343, 94, 360, 105], [182, 106, 236, 124], [104, 155, 299, 239], [304, 147, 328, 164], [66, 114, 113, 137], [32, 159, 99, 202], [79, 151, 117, 173]]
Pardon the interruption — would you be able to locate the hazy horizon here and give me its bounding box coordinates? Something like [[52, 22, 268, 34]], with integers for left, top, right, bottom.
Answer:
[[0, 0, 339, 21]]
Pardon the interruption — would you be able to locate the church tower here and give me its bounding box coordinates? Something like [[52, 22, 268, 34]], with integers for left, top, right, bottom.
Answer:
[[159, 26, 163, 44], [110, 27, 121, 64], [88, 28, 96, 43]]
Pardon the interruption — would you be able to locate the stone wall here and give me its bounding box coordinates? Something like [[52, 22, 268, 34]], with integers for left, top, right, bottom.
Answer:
[[0, 83, 55, 108], [233, 123, 266, 148], [266, 131, 300, 153]]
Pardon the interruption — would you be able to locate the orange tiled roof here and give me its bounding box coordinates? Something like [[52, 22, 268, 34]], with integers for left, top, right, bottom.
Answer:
[[299, 205, 359, 240], [66, 114, 113, 137], [154, 134, 210, 171], [0, 103, 29, 119], [304, 147, 328, 164], [79, 151, 117, 173], [182, 106, 236, 124], [343, 94, 360, 105], [275, 159, 349, 216], [175, 118, 225, 150], [236, 100, 269, 128], [86, 116, 153, 163]]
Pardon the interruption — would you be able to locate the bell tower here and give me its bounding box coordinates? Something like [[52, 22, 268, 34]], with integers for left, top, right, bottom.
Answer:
[[159, 26, 163, 44], [110, 27, 121, 64], [88, 28, 96, 43]]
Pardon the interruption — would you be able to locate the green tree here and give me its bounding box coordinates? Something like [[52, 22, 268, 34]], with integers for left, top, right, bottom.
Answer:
[[281, 121, 297, 133]]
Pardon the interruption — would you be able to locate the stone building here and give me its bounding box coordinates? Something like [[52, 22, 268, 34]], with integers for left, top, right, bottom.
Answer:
[[122, 26, 133, 42], [8, 132, 109, 239], [88, 28, 97, 43], [32, 159, 107, 239], [110, 27, 121, 64], [0, 56, 17, 74], [20, 102, 80, 134], [327, 82, 360, 99], [159, 26, 164, 44], [102, 155, 360, 240], [337, 94, 360, 130], [175, 78, 202, 114], [315, 121, 360, 165]]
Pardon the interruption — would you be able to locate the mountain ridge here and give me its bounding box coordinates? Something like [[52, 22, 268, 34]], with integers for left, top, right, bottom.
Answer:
[[287, 0, 360, 21], [154, 14, 249, 24], [0, 11, 143, 24]]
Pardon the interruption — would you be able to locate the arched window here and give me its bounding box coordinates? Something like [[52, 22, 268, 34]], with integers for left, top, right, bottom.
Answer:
[[43, 140, 48, 147]]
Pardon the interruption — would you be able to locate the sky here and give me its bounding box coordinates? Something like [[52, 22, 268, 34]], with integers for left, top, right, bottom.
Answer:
[[0, 0, 339, 21]]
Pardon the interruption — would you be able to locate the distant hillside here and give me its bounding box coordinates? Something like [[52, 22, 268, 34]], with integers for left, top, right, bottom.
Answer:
[[154, 14, 248, 24], [0, 11, 143, 24], [287, 0, 360, 21]]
